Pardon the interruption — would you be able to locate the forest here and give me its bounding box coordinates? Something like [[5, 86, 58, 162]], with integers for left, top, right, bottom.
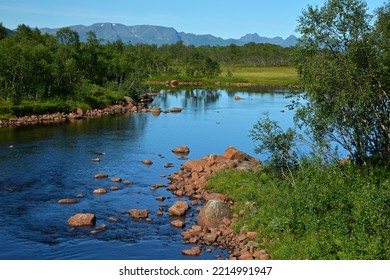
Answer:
[[0, 23, 293, 117]]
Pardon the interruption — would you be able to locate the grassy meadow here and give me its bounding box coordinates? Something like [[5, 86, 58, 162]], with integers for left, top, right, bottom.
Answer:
[[220, 65, 299, 86]]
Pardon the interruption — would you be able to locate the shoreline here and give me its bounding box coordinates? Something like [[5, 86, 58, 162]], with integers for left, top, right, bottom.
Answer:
[[146, 80, 302, 89], [0, 83, 299, 129], [0, 94, 181, 129], [165, 146, 271, 260]]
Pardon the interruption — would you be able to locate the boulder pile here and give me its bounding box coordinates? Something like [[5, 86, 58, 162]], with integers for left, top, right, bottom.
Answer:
[[165, 146, 270, 260]]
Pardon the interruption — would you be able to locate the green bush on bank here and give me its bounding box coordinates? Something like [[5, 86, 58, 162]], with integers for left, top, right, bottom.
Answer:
[[205, 163, 390, 259]]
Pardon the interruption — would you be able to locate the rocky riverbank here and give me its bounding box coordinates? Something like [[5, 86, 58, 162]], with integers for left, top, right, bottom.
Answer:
[[0, 94, 182, 129], [166, 146, 271, 260]]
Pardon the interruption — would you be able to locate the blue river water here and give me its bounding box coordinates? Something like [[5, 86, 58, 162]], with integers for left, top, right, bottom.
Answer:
[[0, 87, 297, 260]]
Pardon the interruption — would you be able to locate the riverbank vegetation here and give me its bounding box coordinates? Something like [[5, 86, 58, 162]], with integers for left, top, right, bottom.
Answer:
[[207, 0, 390, 260], [0, 23, 296, 118]]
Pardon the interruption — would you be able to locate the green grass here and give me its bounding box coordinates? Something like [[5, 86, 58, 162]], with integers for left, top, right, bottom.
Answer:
[[205, 164, 390, 259], [146, 65, 300, 87], [220, 65, 300, 86]]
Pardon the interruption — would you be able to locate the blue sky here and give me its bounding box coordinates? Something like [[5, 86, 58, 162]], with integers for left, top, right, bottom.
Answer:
[[0, 0, 386, 39]]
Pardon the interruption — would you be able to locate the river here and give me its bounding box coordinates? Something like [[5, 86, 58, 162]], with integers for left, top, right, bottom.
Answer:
[[0, 87, 296, 260]]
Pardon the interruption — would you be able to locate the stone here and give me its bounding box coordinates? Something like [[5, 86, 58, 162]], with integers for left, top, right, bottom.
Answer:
[[94, 173, 108, 179], [172, 146, 190, 154], [247, 231, 258, 240], [170, 80, 178, 87], [155, 196, 166, 201], [197, 200, 232, 228], [123, 180, 133, 185], [91, 158, 100, 162], [182, 246, 201, 256], [171, 220, 185, 228], [141, 159, 153, 165], [150, 106, 162, 115], [203, 233, 218, 243], [128, 209, 149, 219], [168, 201, 189, 216], [238, 251, 253, 260], [170, 107, 183, 113], [182, 159, 208, 171], [203, 192, 227, 202], [253, 249, 271, 260], [76, 108, 84, 116], [58, 198, 76, 204], [67, 213, 96, 227], [93, 188, 107, 194], [67, 113, 80, 120], [108, 217, 118, 222], [234, 96, 245, 100], [110, 186, 119, 191], [223, 146, 243, 160], [90, 224, 107, 234], [111, 177, 122, 182]]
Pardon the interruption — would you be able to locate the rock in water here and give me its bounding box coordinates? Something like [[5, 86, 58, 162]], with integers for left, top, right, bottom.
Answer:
[[196, 200, 231, 228], [182, 246, 201, 256], [67, 213, 96, 227], [172, 145, 190, 154], [128, 209, 149, 219], [94, 173, 108, 179], [141, 159, 153, 165], [58, 198, 77, 204], [168, 201, 189, 216]]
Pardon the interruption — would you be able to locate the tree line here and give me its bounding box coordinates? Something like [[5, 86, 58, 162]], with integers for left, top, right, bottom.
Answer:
[[0, 24, 293, 109]]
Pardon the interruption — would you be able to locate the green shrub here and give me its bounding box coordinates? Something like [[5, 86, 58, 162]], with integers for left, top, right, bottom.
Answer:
[[205, 164, 390, 259]]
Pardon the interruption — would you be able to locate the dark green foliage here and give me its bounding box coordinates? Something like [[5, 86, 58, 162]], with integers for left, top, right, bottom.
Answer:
[[294, 0, 390, 164], [206, 165, 390, 259], [250, 114, 299, 171]]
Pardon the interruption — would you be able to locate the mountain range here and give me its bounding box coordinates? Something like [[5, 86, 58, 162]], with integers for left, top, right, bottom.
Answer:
[[39, 23, 297, 47]]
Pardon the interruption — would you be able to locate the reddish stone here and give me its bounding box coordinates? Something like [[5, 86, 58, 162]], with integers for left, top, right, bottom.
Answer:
[[67, 213, 96, 227], [111, 177, 122, 182], [58, 198, 76, 204], [94, 173, 108, 179], [93, 188, 107, 194], [182, 159, 208, 171], [182, 246, 201, 256], [168, 201, 189, 216], [253, 250, 271, 260], [141, 159, 153, 165], [172, 146, 190, 154], [171, 220, 185, 228], [128, 209, 149, 219], [247, 231, 258, 240]]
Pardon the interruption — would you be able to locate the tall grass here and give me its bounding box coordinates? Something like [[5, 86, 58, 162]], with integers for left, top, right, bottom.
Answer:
[[205, 163, 390, 259]]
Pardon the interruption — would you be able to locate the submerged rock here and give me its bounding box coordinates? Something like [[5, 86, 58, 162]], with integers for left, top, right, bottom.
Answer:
[[141, 159, 153, 165]]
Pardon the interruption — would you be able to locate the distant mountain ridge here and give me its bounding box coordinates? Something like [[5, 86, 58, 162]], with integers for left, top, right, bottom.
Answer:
[[39, 23, 297, 47]]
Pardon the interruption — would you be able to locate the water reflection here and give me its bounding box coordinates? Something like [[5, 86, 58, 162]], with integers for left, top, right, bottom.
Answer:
[[0, 88, 298, 260], [152, 89, 222, 110]]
